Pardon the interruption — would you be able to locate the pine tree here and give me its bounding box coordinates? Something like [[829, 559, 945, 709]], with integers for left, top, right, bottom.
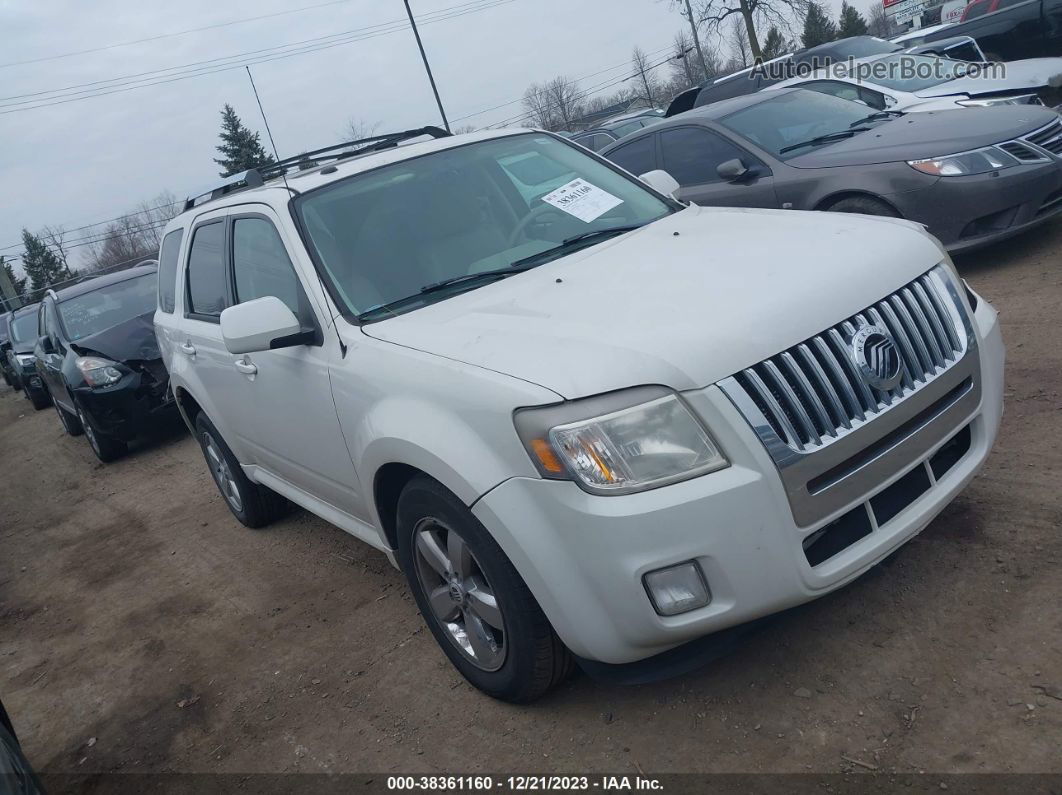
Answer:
[[761, 27, 789, 60], [0, 256, 28, 310], [20, 229, 72, 299], [802, 2, 839, 49], [213, 103, 276, 177], [838, 1, 870, 38]]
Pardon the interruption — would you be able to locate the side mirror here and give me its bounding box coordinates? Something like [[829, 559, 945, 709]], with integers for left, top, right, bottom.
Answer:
[[638, 169, 681, 199], [716, 158, 749, 182], [220, 296, 302, 355], [37, 335, 55, 355]]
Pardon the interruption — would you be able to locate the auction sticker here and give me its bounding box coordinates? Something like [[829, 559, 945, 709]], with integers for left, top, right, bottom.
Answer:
[[541, 178, 623, 223]]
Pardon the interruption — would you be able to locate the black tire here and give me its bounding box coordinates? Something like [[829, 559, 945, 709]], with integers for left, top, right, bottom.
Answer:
[[396, 475, 574, 703], [76, 403, 126, 462], [194, 412, 286, 529], [2, 370, 11, 388], [55, 398, 84, 436], [27, 387, 51, 411], [824, 195, 900, 218]]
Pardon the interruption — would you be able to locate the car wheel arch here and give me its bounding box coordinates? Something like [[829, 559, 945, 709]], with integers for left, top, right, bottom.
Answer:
[[814, 191, 904, 217]]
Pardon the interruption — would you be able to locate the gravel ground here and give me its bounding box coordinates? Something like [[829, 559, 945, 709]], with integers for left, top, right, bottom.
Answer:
[[1, 219, 1060, 785]]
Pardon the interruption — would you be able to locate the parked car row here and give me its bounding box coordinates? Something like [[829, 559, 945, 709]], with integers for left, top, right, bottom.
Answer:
[[1, 260, 177, 461], [568, 108, 666, 152]]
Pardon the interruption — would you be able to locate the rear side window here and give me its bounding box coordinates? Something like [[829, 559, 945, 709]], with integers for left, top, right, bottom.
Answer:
[[606, 134, 657, 176], [232, 218, 303, 317], [186, 222, 227, 318], [157, 229, 183, 314]]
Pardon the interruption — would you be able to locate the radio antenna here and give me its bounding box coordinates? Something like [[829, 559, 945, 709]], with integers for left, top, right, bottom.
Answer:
[[245, 66, 290, 193]]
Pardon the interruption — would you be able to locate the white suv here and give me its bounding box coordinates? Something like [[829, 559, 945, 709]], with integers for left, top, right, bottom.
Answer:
[[155, 127, 1004, 702]]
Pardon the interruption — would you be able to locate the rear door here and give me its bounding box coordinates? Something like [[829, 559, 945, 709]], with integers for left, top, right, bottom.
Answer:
[[658, 125, 780, 209], [219, 207, 362, 516]]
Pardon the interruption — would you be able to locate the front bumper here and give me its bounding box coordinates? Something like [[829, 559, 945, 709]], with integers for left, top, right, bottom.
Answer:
[[473, 298, 1004, 665], [893, 160, 1062, 253], [74, 364, 177, 441]]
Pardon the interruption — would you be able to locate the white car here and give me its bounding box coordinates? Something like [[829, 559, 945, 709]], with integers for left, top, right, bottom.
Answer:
[[154, 127, 1004, 702], [769, 51, 1062, 112]]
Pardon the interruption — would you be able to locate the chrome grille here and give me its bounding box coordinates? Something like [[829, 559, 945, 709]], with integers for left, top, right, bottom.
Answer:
[[728, 267, 966, 454], [998, 141, 1047, 162], [1023, 117, 1062, 155]]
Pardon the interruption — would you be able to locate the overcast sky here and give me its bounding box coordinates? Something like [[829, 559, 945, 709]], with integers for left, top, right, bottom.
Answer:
[[0, 0, 859, 270]]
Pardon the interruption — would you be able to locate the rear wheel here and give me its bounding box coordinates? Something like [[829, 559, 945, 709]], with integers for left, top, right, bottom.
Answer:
[[397, 476, 573, 703], [194, 413, 286, 528], [824, 195, 900, 218], [55, 398, 84, 436], [27, 387, 51, 411], [77, 403, 126, 462]]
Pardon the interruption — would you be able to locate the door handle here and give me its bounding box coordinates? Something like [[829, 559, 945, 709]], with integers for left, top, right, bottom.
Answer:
[[233, 358, 258, 376], [179, 342, 197, 356]]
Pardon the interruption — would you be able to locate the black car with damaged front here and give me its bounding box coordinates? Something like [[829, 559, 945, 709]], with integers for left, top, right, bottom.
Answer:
[[4, 304, 50, 408], [34, 263, 177, 462]]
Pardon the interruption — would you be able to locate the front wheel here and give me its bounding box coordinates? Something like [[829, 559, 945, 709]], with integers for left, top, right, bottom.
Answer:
[[823, 195, 899, 218], [396, 476, 573, 703], [27, 387, 51, 411], [77, 403, 126, 462]]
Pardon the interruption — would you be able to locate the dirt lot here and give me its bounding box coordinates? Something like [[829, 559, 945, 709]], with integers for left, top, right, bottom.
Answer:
[[2, 220, 1061, 785]]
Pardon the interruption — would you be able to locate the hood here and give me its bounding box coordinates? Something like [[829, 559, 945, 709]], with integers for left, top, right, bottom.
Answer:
[[70, 311, 161, 362], [914, 58, 1062, 98], [360, 206, 944, 400], [789, 105, 1060, 168]]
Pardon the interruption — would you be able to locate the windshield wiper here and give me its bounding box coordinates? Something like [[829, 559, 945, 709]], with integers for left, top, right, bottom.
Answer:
[[849, 110, 904, 127], [509, 223, 645, 269], [779, 127, 871, 154], [419, 263, 538, 294]]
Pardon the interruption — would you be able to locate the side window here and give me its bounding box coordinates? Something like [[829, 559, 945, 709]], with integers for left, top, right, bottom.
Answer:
[[186, 221, 227, 318], [158, 228, 183, 314], [659, 127, 751, 186], [606, 134, 657, 176], [231, 218, 304, 317], [37, 304, 47, 339]]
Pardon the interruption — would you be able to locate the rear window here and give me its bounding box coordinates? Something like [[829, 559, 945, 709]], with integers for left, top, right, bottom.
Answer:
[[10, 312, 38, 344], [58, 273, 158, 341], [186, 222, 227, 318], [158, 228, 183, 313]]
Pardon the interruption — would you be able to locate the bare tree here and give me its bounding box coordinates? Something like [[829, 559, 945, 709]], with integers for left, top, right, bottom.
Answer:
[[693, 0, 809, 61], [867, 3, 898, 37], [39, 225, 71, 271], [452, 124, 477, 134], [631, 47, 663, 108], [86, 190, 180, 272], [545, 76, 583, 130], [726, 18, 753, 70], [665, 0, 714, 81], [341, 118, 381, 141]]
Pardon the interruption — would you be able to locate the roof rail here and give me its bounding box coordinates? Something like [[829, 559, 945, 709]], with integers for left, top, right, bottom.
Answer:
[[183, 126, 451, 212]]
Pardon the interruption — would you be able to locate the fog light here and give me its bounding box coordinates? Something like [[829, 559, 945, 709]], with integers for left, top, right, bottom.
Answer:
[[643, 561, 710, 616]]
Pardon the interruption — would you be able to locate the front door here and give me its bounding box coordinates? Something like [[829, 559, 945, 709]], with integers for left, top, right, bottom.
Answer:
[[658, 125, 780, 209], [218, 208, 363, 518]]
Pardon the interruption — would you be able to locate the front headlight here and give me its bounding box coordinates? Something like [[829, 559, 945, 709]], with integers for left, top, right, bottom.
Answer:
[[76, 356, 124, 388], [514, 387, 729, 495], [957, 94, 1042, 107], [908, 146, 1017, 177], [16, 353, 35, 366]]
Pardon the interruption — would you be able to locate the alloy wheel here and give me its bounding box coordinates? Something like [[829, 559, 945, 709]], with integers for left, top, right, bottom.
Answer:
[[412, 517, 506, 671], [202, 431, 243, 513], [77, 407, 100, 455]]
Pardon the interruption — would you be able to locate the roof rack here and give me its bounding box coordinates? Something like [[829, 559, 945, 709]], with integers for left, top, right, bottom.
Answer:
[[183, 126, 451, 212]]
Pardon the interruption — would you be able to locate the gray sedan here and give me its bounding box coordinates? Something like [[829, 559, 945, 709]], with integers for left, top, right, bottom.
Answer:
[[601, 88, 1062, 253]]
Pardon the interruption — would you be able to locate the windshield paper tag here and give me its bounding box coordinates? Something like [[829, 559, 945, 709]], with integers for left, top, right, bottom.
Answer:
[[541, 178, 623, 223]]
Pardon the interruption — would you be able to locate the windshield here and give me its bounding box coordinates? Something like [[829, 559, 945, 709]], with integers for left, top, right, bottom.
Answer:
[[58, 273, 158, 341], [847, 53, 968, 91], [720, 90, 881, 160], [796, 36, 900, 66], [10, 312, 38, 345], [294, 133, 673, 319]]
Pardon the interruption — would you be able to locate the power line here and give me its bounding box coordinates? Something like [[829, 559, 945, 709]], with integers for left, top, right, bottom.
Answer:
[[0, 199, 182, 253], [0, 0, 359, 70], [0, 0, 516, 115]]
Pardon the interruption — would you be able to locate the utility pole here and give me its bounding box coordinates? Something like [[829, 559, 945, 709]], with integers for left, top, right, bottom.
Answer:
[[682, 0, 711, 81], [403, 0, 451, 133]]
